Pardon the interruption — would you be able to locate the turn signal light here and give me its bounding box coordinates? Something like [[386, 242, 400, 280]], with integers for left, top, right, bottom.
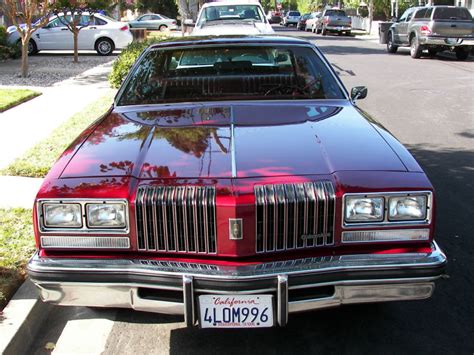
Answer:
[[420, 25, 431, 35]]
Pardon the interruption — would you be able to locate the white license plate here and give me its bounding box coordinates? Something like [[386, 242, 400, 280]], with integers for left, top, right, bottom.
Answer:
[[198, 295, 273, 328]]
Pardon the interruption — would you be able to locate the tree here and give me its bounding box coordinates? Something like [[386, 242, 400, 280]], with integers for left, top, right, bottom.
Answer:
[[2, 0, 52, 77], [53, 0, 111, 63]]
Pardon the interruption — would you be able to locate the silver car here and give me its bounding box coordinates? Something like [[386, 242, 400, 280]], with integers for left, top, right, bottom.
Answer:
[[128, 13, 178, 31]]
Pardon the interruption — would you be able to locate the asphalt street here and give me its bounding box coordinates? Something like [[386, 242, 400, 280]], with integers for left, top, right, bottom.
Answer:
[[28, 27, 474, 355]]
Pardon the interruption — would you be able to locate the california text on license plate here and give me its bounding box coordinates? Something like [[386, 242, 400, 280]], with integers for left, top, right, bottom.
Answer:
[[198, 295, 273, 328]]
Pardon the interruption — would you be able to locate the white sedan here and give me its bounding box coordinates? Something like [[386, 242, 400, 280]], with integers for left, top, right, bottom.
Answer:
[[190, 1, 274, 36], [7, 13, 133, 56]]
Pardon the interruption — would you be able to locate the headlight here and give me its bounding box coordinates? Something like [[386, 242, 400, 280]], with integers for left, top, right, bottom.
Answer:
[[43, 203, 82, 228], [345, 196, 383, 222], [389, 196, 427, 221], [86, 203, 126, 228]]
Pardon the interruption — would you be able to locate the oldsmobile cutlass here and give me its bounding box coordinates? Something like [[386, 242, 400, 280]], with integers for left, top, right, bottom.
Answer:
[[27, 36, 447, 328]]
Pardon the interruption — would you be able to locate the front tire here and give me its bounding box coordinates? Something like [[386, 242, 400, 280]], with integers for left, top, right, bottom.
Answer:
[[26, 39, 38, 55], [455, 48, 469, 61], [322, 26, 327, 36], [386, 32, 398, 54], [95, 38, 114, 56], [410, 35, 422, 59]]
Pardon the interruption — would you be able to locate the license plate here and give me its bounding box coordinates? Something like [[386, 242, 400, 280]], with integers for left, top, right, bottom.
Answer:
[[447, 38, 458, 44], [198, 295, 273, 328]]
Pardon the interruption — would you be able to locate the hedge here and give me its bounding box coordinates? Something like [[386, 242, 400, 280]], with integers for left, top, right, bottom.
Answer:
[[108, 36, 169, 89]]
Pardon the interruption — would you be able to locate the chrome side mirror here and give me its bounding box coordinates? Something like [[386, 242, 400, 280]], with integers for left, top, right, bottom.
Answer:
[[351, 86, 368, 101]]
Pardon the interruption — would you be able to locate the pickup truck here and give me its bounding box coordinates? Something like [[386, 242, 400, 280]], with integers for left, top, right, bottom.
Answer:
[[317, 9, 352, 36], [387, 5, 473, 60]]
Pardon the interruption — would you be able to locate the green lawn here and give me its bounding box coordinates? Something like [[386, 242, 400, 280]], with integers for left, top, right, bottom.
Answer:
[[0, 208, 35, 310], [0, 88, 41, 112], [1, 92, 115, 178]]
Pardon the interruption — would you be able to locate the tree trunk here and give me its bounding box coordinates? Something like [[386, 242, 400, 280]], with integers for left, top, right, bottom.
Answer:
[[368, 0, 374, 34], [21, 37, 29, 78], [73, 31, 79, 63]]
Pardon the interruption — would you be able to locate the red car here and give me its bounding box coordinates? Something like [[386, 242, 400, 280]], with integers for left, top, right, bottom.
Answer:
[[28, 36, 446, 329]]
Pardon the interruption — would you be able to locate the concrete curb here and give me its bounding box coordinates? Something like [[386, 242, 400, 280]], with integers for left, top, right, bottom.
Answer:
[[0, 279, 52, 355]]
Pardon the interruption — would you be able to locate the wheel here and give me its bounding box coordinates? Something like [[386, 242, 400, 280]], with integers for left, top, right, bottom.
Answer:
[[410, 35, 422, 58], [284, 23, 288, 27], [346, 31, 351, 36], [27, 39, 38, 55], [95, 38, 114, 56], [386, 32, 398, 54], [158, 25, 168, 32], [455, 48, 469, 61], [316, 26, 321, 34], [322, 26, 327, 36]]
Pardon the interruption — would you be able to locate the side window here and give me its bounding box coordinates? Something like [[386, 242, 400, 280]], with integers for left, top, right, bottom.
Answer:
[[140, 15, 152, 21], [406, 9, 415, 22], [399, 9, 410, 22], [414, 9, 427, 19], [425, 8, 433, 19], [94, 17, 107, 26], [48, 18, 64, 28]]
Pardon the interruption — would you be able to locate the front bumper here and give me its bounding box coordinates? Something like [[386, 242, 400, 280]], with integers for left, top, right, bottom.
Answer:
[[28, 242, 446, 327], [420, 36, 474, 47]]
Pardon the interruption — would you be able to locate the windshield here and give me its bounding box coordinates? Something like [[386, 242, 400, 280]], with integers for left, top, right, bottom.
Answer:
[[197, 5, 264, 26], [117, 45, 345, 106]]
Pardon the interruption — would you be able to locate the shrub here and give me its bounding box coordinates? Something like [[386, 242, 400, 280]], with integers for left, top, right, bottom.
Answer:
[[109, 36, 169, 89], [0, 26, 21, 60]]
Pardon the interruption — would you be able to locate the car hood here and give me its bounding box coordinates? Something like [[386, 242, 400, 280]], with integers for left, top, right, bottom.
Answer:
[[192, 22, 274, 36], [60, 101, 408, 179]]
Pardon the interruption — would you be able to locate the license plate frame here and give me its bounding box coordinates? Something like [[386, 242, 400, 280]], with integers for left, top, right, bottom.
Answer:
[[198, 294, 274, 328]]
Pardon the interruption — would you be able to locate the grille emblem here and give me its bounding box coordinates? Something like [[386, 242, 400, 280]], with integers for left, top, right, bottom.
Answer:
[[229, 219, 243, 240]]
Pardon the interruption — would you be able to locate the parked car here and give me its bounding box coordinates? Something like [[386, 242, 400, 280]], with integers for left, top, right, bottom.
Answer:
[[27, 35, 447, 328], [128, 13, 178, 31], [387, 5, 473, 60], [316, 8, 352, 35], [266, 10, 282, 24], [304, 11, 322, 32], [296, 13, 311, 30], [189, 0, 274, 35], [281, 10, 301, 26], [7, 13, 132, 55]]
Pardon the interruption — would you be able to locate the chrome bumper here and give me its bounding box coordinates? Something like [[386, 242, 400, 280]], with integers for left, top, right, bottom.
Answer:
[[28, 242, 446, 327], [326, 25, 351, 31], [420, 37, 474, 47]]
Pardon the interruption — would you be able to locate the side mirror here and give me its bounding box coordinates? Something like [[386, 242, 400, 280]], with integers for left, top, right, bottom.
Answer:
[[184, 19, 195, 27], [351, 86, 368, 101]]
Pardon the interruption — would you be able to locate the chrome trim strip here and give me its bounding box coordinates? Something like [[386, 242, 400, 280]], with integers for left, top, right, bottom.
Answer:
[[342, 191, 433, 228], [28, 242, 446, 281]]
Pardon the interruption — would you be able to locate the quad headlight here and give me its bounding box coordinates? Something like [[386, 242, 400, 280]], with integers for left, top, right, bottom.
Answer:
[[39, 200, 128, 232], [86, 203, 126, 228], [344, 193, 430, 225], [345, 196, 384, 222], [388, 196, 427, 221], [43, 203, 82, 228]]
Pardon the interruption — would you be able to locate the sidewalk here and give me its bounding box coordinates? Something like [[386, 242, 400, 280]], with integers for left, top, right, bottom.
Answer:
[[0, 60, 114, 209]]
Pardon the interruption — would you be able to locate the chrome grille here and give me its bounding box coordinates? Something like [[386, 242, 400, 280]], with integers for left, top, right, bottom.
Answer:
[[135, 186, 216, 254], [255, 181, 336, 253]]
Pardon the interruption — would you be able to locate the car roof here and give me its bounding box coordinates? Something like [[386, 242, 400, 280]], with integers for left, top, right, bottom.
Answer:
[[148, 35, 313, 49]]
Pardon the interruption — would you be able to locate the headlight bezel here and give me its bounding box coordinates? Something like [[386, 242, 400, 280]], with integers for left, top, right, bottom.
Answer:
[[343, 191, 432, 227], [38, 199, 129, 234]]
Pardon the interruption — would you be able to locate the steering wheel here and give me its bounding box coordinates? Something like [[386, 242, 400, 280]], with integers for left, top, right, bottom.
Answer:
[[264, 85, 308, 97]]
